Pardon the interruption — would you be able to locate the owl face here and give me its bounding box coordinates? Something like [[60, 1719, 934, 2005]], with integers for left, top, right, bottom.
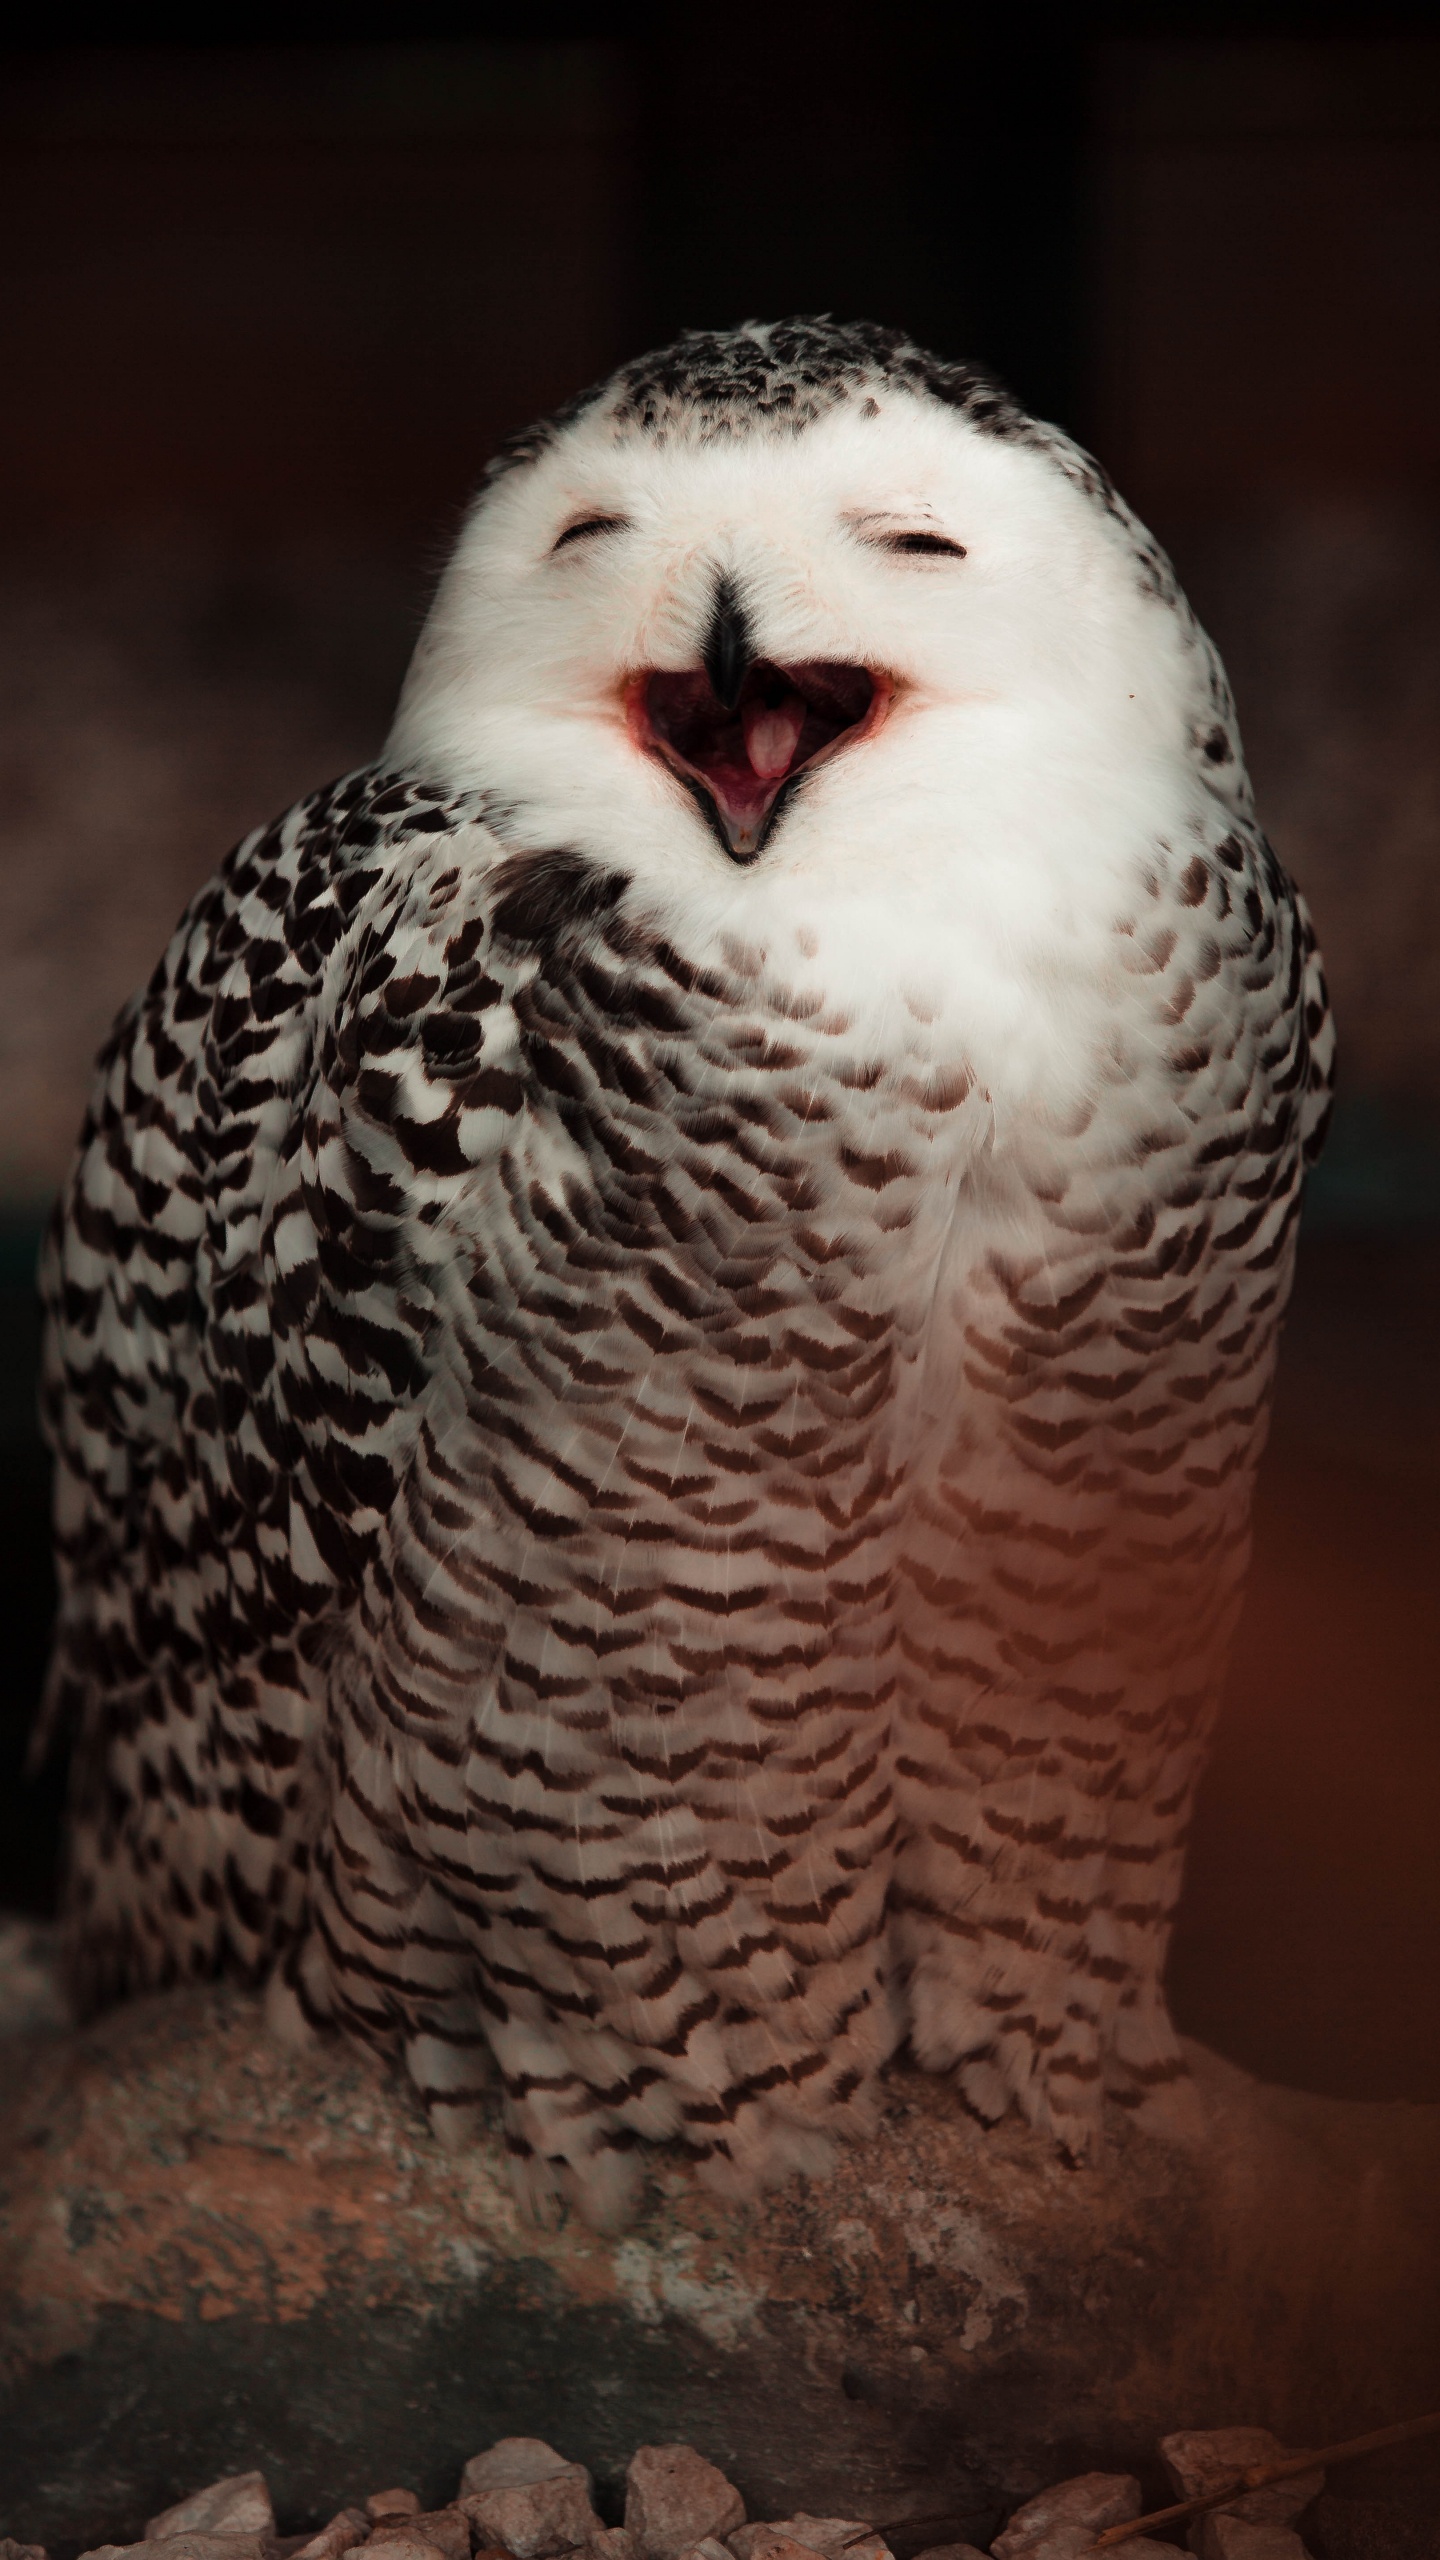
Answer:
[[388, 340, 1222, 1098]]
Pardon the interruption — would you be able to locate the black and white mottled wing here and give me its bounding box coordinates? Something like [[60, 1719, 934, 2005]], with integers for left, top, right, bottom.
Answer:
[[40, 770, 492, 2003]]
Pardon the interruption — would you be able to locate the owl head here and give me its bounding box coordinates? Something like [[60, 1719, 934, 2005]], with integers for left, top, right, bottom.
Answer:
[[388, 321, 1248, 1078]]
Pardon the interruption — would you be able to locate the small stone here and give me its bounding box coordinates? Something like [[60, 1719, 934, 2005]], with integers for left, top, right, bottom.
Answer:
[[113, 2539, 275, 2560], [784, 2524, 887, 2560], [1160, 2430, 1322, 2537], [368, 2518, 468, 2560], [423, 2524, 470, 2560], [1199, 2521, 1308, 2560], [1003, 2539, 1174, 2560], [722, 2542, 817, 2560], [291, 2516, 370, 2560], [731, 2524, 886, 2560], [625, 2448, 744, 2560], [991, 2475, 1142, 2559], [590, 2537, 635, 2560], [366, 2504, 420, 2528], [677, 2544, 734, 2560], [79, 2544, 272, 2560], [993, 2535, 1101, 2560], [459, 2439, 599, 2560], [149, 2483, 276, 2544], [0, 2542, 49, 2560], [909, 2546, 991, 2560]]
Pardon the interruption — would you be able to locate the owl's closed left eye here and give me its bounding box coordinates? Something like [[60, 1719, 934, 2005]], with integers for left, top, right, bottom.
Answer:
[[551, 514, 631, 551]]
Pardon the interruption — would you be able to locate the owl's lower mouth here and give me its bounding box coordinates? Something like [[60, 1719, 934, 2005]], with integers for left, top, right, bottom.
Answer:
[[632, 659, 884, 862]]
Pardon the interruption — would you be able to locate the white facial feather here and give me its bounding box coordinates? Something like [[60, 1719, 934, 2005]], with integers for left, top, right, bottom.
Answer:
[[390, 385, 1228, 1120]]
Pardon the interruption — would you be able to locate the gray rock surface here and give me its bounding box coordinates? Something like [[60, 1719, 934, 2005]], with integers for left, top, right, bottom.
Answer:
[[624, 2451, 743, 2560], [1197, 2519, 1308, 2560], [737, 2523, 885, 2560], [78, 2541, 272, 2560], [720, 2543, 815, 2560], [359, 2530, 466, 2560], [456, 2445, 598, 2560], [990, 2475, 1140, 2557], [365, 2519, 468, 2560], [1160, 2429, 1322, 2535], [988, 2533, 1100, 2560], [2, 1983, 1438, 2557], [292, 2515, 369, 2560], [146, 2487, 275, 2544]]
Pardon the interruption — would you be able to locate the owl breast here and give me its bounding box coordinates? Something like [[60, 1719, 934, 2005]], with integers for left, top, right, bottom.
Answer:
[[273, 812, 1312, 2222], [43, 762, 1328, 2234]]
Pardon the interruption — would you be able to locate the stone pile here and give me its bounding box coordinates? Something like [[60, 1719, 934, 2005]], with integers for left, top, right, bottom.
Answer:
[[0, 2425, 1357, 2560]]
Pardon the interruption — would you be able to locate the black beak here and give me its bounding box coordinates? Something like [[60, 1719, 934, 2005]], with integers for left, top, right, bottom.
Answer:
[[702, 572, 753, 713]]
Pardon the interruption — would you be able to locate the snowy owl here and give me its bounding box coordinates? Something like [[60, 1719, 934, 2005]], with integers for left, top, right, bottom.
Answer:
[[41, 320, 1332, 2228]]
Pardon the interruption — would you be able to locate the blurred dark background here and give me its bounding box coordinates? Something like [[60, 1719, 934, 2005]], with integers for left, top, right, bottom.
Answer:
[[1, 5, 1437, 2104]]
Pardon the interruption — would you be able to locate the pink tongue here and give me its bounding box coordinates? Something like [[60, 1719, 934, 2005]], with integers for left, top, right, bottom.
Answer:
[[743, 695, 805, 780]]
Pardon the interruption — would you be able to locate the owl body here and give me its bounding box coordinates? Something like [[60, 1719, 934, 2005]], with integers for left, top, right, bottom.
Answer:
[[42, 323, 1331, 2223]]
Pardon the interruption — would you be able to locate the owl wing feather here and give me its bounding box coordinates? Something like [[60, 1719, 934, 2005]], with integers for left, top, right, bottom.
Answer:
[[40, 766, 503, 2003]]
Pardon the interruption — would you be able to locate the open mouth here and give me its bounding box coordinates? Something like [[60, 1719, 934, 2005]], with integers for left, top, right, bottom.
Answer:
[[629, 658, 887, 863]]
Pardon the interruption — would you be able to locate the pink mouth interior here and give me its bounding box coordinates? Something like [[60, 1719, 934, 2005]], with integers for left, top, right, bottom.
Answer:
[[632, 659, 881, 858]]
